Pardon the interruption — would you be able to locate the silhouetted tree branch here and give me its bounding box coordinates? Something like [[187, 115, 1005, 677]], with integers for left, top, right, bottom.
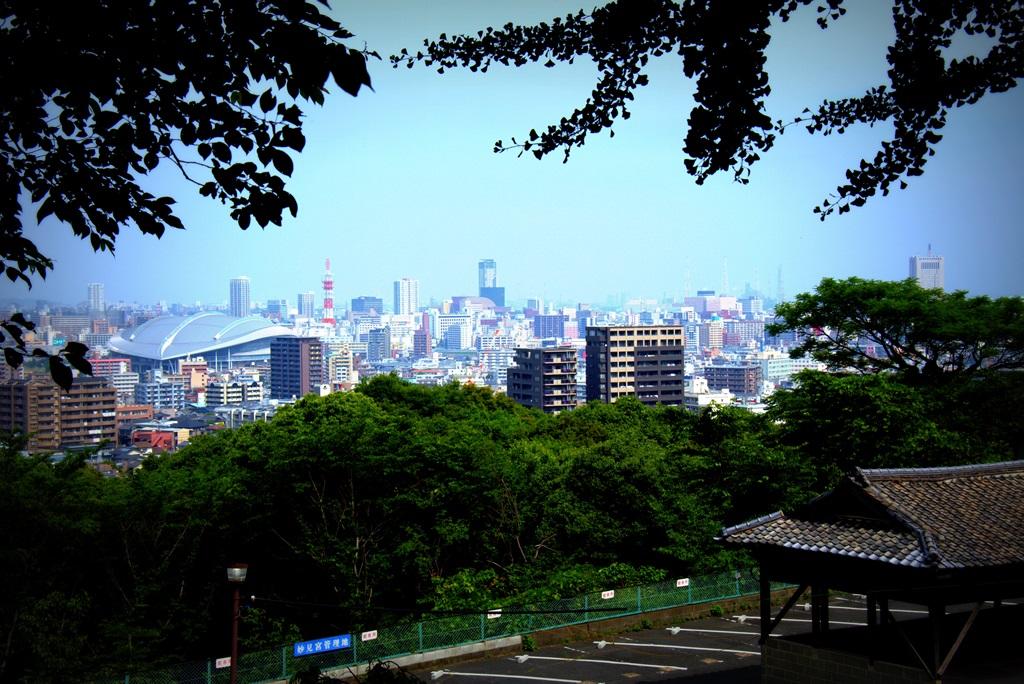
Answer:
[[394, 0, 1022, 218]]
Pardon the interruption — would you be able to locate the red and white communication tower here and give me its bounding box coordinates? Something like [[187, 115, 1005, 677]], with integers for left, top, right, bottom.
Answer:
[[321, 258, 335, 325]]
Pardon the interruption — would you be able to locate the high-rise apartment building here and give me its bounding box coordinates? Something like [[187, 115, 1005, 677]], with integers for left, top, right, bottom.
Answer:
[[367, 326, 392, 362], [585, 325, 686, 406], [206, 381, 264, 406], [229, 277, 251, 317], [507, 347, 578, 414], [0, 378, 61, 452], [909, 247, 944, 290], [134, 381, 186, 410], [704, 364, 763, 397], [413, 312, 432, 359], [393, 278, 419, 315], [297, 291, 315, 319], [270, 337, 324, 399], [88, 282, 105, 316], [59, 376, 117, 448], [533, 314, 567, 339]]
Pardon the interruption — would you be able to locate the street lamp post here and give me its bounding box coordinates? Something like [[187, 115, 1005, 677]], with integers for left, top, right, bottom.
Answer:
[[227, 563, 248, 684]]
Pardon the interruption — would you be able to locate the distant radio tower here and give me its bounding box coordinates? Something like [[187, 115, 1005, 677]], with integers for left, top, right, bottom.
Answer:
[[321, 258, 335, 325], [776, 265, 785, 304]]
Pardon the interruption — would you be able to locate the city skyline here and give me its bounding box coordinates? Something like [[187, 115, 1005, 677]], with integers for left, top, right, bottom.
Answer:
[[3, 2, 1022, 308]]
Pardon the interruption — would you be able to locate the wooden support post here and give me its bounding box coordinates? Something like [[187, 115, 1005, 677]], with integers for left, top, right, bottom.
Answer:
[[811, 585, 829, 633], [929, 602, 944, 677], [867, 594, 878, 664], [759, 573, 771, 645]]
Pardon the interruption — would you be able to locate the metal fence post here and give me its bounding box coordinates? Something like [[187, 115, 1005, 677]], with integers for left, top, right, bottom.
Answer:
[[353, 635, 358, 664], [418, 622, 424, 651], [584, 595, 589, 622], [480, 614, 486, 641], [206, 659, 212, 684], [735, 571, 741, 597], [636, 586, 642, 613], [281, 645, 287, 679], [687, 581, 692, 604]]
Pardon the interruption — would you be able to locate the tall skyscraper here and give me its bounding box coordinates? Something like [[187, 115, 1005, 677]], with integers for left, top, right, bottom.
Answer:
[[270, 337, 324, 400], [479, 258, 505, 307], [909, 246, 945, 290], [87, 282, 105, 316], [393, 277, 419, 315], [229, 277, 251, 318], [297, 291, 315, 319], [479, 259, 497, 289], [585, 325, 686, 406]]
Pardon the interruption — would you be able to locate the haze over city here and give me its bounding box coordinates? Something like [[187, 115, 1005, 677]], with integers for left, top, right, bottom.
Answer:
[[3, 1, 1022, 308]]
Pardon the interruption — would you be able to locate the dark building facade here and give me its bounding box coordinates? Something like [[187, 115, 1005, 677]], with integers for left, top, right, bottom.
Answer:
[[270, 337, 324, 400], [351, 296, 384, 316], [585, 325, 685, 406], [705, 364, 762, 396], [367, 326, 392, 362], [507, 346, 577, 414], [479, 286, 505, 308]]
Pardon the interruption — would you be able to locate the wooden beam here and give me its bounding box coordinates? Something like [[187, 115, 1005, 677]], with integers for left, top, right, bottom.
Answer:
[[888, 609, 935, 679], [937, 602, 982, 677], [760, 583, 809, 644]]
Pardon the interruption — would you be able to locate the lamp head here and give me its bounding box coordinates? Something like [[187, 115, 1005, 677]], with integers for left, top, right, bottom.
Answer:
[[226, 563, 248, 583]]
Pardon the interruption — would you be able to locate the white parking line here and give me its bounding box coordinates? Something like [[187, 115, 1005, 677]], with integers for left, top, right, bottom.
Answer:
[[594, 640, 760, 656], [666, 626, 775, 637], [825, 604, 928, 615], [733, 615, 863, 626], [517, 655, 687, 671], [432, 672, 585, 683]]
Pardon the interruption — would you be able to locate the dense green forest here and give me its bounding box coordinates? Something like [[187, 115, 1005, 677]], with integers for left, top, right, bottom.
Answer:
[[3, 350, 1020, 681]]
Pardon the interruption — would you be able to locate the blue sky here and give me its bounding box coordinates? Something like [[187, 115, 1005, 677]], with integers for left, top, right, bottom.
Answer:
[[5, 1, 1022, 310]]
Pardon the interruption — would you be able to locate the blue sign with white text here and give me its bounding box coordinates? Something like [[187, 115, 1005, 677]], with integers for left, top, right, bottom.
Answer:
[[293, 634, 351, 658]]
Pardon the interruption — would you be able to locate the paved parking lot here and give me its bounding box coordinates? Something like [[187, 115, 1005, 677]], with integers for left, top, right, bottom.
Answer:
[[415, 595, 1021, 683]]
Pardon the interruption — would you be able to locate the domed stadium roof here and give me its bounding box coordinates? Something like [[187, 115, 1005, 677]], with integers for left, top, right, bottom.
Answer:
[[108, 312, 296, 361]]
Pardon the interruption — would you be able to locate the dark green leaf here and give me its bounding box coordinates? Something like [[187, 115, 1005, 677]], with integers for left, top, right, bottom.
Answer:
[[4, 347, 23, 368], [49, 356, 73, 391]]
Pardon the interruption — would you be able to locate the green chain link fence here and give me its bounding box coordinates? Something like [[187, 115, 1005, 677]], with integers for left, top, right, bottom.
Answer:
[[104, 567, 788, 683]]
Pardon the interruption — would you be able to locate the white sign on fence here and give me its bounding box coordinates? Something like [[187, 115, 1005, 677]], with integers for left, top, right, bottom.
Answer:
[[361, 630, 378, 642], [676, 578, 690, 588], [601, 590, 615, 600], [215, 657, 231, 669], [487, 609, 502, 619]]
